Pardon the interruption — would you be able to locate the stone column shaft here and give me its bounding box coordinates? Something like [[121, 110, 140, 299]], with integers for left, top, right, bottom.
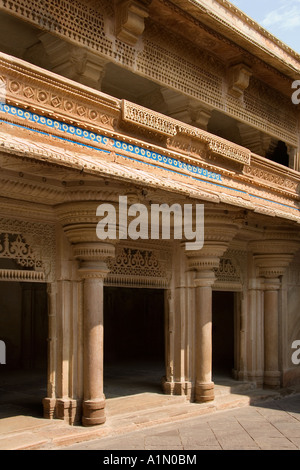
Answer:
[[80, 268, 107, 426], [252, 244, 298, 390], [194, 274, 215, 402], [74, 243, 115, 427], [263, 278, 280, 388], [83, 277, 105, 400]]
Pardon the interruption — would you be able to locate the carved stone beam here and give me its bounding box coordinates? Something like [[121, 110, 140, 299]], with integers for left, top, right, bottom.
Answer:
[[228, 63, 252, 98], [39, 33, 108, 90], [115, 0, 152, 46]]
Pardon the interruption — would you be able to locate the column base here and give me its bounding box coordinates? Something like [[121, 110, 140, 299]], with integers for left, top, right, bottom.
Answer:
[[82, 398, 106, 426], [56, 398, 78, 425], [162, 378, 193, 399], [264, 371, 281, 389], [246, 372, 264, 389], [195, 382, 215, 403], [42, 397, 56, 420]]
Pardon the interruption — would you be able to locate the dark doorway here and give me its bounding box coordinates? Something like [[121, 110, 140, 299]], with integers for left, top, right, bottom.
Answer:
[[0, 276, 48, 418], [104, 287, 165, 397], [212, 291, 235, 377]]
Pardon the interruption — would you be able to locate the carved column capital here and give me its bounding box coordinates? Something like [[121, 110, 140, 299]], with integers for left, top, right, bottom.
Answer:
[[56, 201, 113, 245], [254, 254, 294, 280], [74, 242, 115, 279], [186, 211, 240, 282], [251, 232, 299, 280]]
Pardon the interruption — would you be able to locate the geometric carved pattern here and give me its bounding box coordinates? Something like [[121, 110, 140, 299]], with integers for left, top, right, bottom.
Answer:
[[0, 0, 112, 56], [0, 103, 223, 182], [122, 101, 250, 165]]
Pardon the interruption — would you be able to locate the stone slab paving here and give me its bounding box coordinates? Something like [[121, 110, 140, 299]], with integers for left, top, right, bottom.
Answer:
[[55, 394, 300, 451]]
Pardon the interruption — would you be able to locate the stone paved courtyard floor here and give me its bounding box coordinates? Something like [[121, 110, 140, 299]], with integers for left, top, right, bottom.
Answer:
[[58, 394, 300, 451], [1, 365, 300, 451]]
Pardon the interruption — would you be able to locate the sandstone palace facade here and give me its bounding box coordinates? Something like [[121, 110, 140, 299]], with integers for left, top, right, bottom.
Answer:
[[0, 0, 300, 427]]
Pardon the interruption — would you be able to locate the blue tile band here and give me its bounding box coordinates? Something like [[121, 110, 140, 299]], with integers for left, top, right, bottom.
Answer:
[[0, 103, 222, 183]]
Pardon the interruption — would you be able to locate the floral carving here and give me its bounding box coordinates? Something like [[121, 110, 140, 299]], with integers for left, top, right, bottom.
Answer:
[[106, 247, 168, 288], [0, 233, 42, 270]]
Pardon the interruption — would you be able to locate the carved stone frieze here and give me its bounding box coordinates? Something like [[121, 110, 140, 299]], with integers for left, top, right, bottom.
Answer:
[[0, 55, 119, 132], [214, 257, 240, 283], [0, 268, 45, 282], [105, 244, 170, 288], [122, 100, 251, 165], [243, 163, 299, 193]]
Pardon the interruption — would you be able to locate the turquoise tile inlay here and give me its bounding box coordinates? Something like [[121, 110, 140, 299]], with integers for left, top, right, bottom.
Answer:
[[0, 104, 299, 214], [0, 103, 222, 183]]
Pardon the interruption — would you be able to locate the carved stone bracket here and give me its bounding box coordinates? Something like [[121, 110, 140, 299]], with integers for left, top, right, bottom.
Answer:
[[39, 33, 108, 90], [228, 63, 252, 98], [115, 0, 152, 46]]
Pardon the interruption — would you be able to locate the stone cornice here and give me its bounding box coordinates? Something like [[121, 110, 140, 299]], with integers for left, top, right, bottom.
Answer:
[[167, 0, 300, 77]]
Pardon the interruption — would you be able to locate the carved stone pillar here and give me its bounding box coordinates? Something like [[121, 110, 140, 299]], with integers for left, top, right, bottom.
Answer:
[[252, 231, 299, 389], [55, 201, 116, 425], [187, 248, 225, 403], [74, 242, 115, 426], [43, 282, 57, 420], [186, 211, 240, 402], [263, 276, 281, 388], [253, 255, 293, 388], [247, 277, 264, 387], [193, 269, 216, 402]]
